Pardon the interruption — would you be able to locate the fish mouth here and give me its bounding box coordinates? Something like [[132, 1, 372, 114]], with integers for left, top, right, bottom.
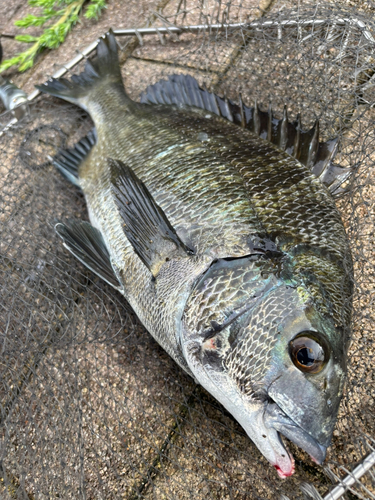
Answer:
[[271, 434, 296, 478], [265, 400, 327, 467]]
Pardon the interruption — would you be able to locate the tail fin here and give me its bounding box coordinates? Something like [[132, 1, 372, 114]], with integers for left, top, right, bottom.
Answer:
[[35, 29, 122, 109]]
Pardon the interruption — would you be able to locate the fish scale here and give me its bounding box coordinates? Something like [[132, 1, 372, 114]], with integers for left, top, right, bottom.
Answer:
[[225, 288, 297, 394], [39, 30, 353, 478], [147, 107, 347, 263]]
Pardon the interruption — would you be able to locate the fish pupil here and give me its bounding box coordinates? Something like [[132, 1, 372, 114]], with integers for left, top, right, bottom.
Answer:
[[297, 347, 315, 366]]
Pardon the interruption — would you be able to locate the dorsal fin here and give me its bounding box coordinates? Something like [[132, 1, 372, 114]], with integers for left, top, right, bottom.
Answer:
[[53, 128, 96, 186], [140, 74, 352, 194]]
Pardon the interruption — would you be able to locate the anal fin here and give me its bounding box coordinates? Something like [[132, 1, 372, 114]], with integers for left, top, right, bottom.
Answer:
[[109, 158, 194, 277], [55, 220, 121, 289], [53, 128, 96, 186]]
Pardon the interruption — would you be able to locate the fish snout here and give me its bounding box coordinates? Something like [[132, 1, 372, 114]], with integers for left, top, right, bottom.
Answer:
[[265, 401, 328, 466]]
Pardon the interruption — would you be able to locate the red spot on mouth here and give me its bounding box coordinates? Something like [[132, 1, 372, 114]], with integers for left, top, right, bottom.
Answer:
[[274, 465, 294, 478], [274, 455, 295, 478]]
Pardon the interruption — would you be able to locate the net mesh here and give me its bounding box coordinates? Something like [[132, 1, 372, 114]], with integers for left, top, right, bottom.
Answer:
[[1, 1, 375, 499]]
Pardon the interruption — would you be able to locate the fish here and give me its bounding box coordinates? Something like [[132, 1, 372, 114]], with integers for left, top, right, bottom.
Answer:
[[36, 29, 353, 478]]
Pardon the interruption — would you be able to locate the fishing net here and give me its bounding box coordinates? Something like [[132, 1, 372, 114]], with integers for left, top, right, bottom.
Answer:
[[1, 0, 375, 498]]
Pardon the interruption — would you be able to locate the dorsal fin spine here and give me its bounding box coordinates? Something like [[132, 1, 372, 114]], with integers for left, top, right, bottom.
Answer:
[[306, 120, 320, 169], [196, 85, 205, 109], [148, 85, 158, 104], [160, 84, 170, 105], [224, 94, 234, 122], [212, 93, 221, 116], [267, 105, 272, 142], [239, 93, 246, 128], [201, 88, 211, 113], [294, 114, 301, 159], [182, 81, 191, 106], [280, 105, 288, 150], [253, 100, 260, 135]]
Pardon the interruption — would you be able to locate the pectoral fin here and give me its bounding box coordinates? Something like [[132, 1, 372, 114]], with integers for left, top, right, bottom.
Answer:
[[55, 220, 121, 289], [109, 158, 194, 276]]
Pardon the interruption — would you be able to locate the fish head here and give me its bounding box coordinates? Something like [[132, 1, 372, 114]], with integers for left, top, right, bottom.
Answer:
[[181, 255, 348, 477]]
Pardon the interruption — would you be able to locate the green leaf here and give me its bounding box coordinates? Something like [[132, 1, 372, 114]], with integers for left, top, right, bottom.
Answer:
[[85, 0, 107, 20], [69, 13, 79, 24], [40, 28, 61, 49], [29, 0, 56, 6], [0, 55, 23, 73], [15, 14, 51, 27], [19, 57, 35, 72], [15, 35, 39, 43], [7, 0, 106, 73], [42, 8, 59, 16]]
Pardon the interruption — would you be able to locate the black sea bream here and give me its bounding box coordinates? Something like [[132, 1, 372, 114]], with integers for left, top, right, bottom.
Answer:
[[37, 30, 353, 478]]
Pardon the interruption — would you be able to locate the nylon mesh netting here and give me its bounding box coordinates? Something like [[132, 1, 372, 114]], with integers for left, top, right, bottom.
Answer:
[[0, 1, 374, 499]]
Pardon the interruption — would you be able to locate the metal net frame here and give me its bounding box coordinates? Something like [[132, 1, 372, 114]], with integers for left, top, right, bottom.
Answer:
[[0, 1, 374, 499]]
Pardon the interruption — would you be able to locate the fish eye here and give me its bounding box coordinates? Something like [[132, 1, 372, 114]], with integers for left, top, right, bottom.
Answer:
[[289, 332, 329, 374]]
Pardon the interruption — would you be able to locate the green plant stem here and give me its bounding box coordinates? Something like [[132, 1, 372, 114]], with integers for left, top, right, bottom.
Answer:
[[0, 0, 87, 73]]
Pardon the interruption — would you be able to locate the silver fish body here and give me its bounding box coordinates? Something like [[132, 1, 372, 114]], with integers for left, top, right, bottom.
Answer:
[[37, 30, 353, 477]]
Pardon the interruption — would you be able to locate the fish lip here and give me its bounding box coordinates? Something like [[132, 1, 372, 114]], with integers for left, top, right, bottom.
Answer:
[[274, 456, 295, 478], [271, 433, 295, 478], [264, 401, 328, 465]]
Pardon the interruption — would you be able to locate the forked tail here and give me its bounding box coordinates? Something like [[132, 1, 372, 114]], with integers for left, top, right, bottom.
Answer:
[[35, 29, 124, 112]]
